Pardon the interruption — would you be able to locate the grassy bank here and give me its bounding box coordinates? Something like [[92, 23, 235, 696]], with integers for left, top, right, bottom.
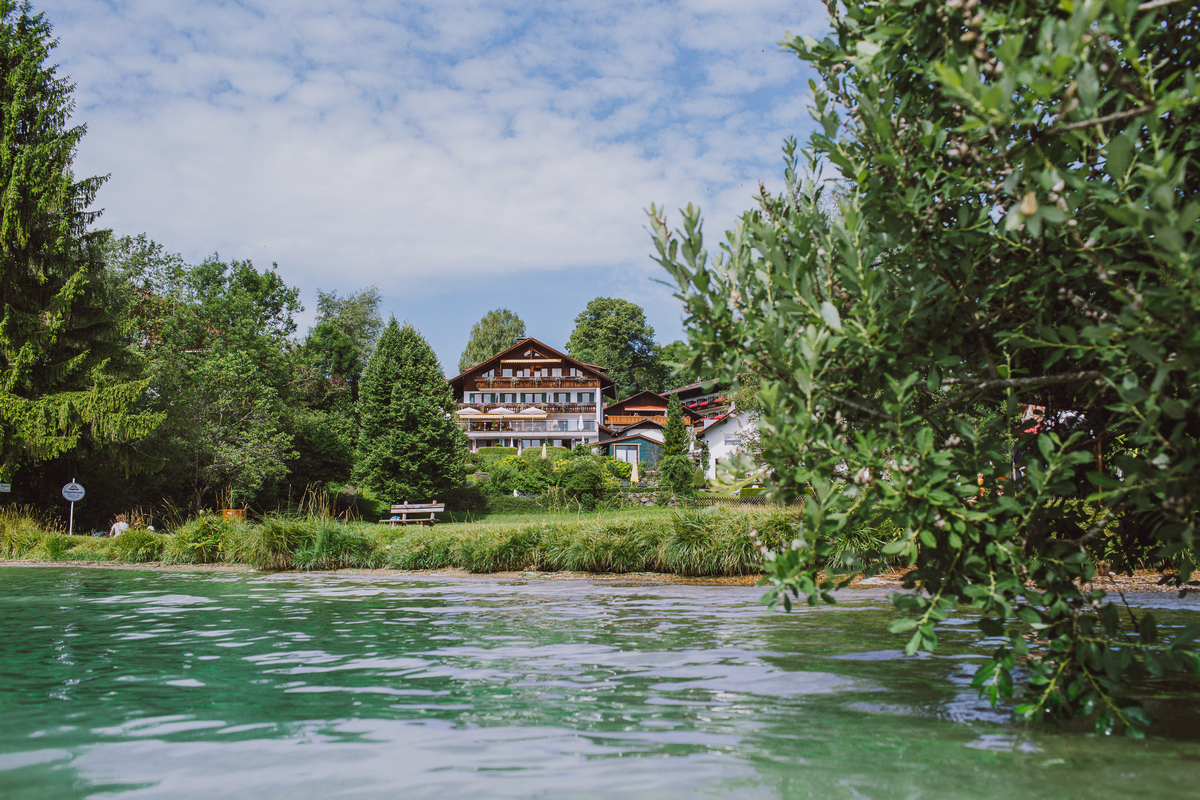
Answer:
[[0, 505, 838, 577]]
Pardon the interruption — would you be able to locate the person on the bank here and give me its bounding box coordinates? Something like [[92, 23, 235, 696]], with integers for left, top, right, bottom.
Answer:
[[108, 514, 129, 538]]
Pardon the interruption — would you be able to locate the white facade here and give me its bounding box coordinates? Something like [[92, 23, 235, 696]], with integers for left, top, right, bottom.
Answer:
[[449, 339, 612, 454], [699, 411, 756, 479]]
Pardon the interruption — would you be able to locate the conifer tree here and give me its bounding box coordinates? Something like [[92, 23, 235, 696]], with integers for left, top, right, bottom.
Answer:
[[356, 319, 465, 501], [0, 2, 159, 483], [658, 394, 693, 496], [661, 394, 688, 457]]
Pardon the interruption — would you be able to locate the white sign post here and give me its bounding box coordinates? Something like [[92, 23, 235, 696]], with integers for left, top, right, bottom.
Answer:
[[62, 480, 85, 536]]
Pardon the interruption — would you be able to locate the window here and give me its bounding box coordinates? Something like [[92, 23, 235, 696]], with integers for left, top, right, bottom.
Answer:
[[502, 368, 513, 377], [553, 392, 570, 403], [615, 445, 639, 464], [500, 393, 516, 404], [552, 368, 562, 377], [467, 393, 477, 403], [578, 392, 594, 403], [522, 392, 546, 404]]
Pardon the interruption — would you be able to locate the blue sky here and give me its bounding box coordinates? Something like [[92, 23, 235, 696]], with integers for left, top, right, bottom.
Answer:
[[43, 0, 827, 371]]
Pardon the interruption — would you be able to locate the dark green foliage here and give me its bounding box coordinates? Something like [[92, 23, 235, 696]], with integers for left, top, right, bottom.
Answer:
[[698, 439, 710, 474], [355, 319, 466, 503], [662, 394, 688, 457], [652, 0, 1200, 733], [555, 456, 613, 511], [458, 308, 526, 374], [481, 454, 550, 496], [658, 454, 696, 497], [310, 288, 382, 381], [476, 446, 518, 460], [0, 3, 160, 482], [116, 246, 303, 511], [442, 484, 488, 514], [565, 298, 668, 399]]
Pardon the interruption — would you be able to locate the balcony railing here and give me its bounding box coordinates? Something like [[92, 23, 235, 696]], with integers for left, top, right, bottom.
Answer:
[[458, 402, 596, 414], [606, 415, 667, 426], [459, 420, 597, 433], [473, 377, 598, 391]]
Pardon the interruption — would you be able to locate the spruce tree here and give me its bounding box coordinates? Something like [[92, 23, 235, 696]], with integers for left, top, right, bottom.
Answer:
[[661, 394, 688, 457], [356, 319, 465, 502], [658, 394, 693, 496], [0, 2, 159, 483]]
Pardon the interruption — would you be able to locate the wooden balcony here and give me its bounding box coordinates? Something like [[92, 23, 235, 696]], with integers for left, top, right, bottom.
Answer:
[[473, 377, 598, 391], [457, 402, 596, 414], [606, 414, 705, 428], [606, 415, 667, 426]]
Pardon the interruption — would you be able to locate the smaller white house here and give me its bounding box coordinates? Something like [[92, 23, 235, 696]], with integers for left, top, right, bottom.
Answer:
[[697, 409, 757, 479]]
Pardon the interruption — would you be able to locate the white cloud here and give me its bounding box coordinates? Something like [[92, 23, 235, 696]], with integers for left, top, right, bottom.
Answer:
[[40, 0, 829, 364]]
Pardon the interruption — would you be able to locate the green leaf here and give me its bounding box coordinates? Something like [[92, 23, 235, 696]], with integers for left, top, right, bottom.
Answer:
[[889, 617, 920, 633], [1106, 135, 1131, 180], [820, 301, 843, 332]]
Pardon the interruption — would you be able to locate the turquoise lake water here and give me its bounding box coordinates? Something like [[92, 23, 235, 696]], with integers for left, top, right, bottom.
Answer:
[[1, 566, 1198, 799]]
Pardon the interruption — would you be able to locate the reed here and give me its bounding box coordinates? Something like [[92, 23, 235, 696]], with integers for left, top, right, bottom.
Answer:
[[161, 515, 237, 565], [1, 504, 900, 578], [111, 529, 166, 563], [292, 518, 386, 570], [0, 506, 61, 558]]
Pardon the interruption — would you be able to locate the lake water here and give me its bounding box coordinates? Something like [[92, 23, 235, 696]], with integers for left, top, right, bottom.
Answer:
[[1, 567, 1198, 799]]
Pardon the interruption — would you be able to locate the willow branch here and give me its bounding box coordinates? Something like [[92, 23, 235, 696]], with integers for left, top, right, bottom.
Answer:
[[925, 371, 1103, 418], [1035, 105, 1155, 139]]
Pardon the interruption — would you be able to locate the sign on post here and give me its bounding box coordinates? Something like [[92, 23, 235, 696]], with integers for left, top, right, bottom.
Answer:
[[0, 483, 10, 492], [62, 481, 85, 536]]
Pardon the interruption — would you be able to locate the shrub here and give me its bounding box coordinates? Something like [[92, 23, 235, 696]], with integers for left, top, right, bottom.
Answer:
[[477, 446, 518, 460], [658, 454, 696, 497], [555, 456, 613, 511], [443, 484, 488, 514]]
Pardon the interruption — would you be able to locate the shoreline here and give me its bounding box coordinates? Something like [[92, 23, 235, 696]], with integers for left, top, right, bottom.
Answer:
[[1, 559, 1190, 593]]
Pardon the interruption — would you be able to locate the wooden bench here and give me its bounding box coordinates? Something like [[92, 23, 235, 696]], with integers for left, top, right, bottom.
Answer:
[[379, 501, 444, 526]]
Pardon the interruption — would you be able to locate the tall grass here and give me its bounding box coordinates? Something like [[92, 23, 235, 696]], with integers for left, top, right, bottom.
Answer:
[[1, 502, 900, 577]]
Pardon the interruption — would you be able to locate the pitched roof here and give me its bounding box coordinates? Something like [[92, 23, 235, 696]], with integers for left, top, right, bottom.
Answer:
[[447, 337, 616, 395]]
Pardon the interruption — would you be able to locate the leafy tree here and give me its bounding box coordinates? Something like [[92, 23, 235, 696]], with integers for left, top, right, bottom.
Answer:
[[652, 0, 1200, 734], [458, 308, 526, 374], [0, 3, 160, 483], [356, 319, 466, 502], [109, 247, 303, 511], [565, 298, 668, 399], [308, 287, 382, 395], [660, 339, 697, 387]]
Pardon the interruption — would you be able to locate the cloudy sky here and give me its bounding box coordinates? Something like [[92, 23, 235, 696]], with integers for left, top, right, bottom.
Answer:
[[43, 0, 827, 370]]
